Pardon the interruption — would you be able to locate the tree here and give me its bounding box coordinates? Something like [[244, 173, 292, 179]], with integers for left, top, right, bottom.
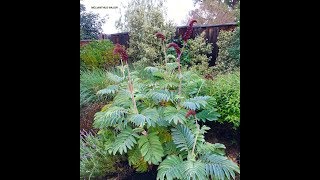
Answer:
[[115, 0, 175, 68], [80, 4, 105, 40], [192, 0, 239, 9], [187, 0, 236, 25]]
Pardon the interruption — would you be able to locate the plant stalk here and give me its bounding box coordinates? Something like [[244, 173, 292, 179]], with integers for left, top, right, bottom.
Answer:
[[120, 58, 125, 78], [191, 116, 200, 157], [177, 43, 186, 102], [162, 41, 168, 72], [126, 62, 139, 114]]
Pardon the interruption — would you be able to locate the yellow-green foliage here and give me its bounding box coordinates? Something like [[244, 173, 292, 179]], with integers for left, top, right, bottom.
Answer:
[[188, 32, 213, 75], [203, 71, 240, 128], [80, 40, 120, 70]]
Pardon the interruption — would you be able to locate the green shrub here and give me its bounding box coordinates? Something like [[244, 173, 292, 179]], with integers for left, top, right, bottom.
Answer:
[[187, 32, 213, 75], [213, 29, 240, 74], [92, 40, 239, 179], [80, 69, 114, 107], [80, 40, 120, 70], [202, 71, 240, 128], [80, 130, 125, 179], [228, 27, 240, 62]]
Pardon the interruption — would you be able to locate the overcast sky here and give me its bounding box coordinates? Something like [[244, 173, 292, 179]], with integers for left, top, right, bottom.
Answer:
[[80, 0, 196, 34]]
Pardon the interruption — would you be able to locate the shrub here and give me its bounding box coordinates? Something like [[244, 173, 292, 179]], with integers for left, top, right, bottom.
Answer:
[[213, 28, 240, 74], [187, 32, 213, 75], [92, 32, 240, 179], [228, 27, 240, 62], [202, 71, 240, 128], [80, 40, 120, 70], [80, 130, 125, 179]]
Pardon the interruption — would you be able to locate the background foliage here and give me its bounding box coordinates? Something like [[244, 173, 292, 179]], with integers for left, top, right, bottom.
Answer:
[[115, 0, 176, 69], [80, 4, 105, 40], [80, 40, 120, 70]]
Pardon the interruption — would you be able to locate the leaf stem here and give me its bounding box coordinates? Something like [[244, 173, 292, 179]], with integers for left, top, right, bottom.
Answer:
[[191, 116, 200, 157]]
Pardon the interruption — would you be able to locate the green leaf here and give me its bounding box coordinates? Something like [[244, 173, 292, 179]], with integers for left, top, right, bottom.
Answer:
[[129, 108, 159, 127], [144, 66, 159, 73], [196, 109, 220, 122], [182, 96, 210, 110], [138, 132, 164, 165], [200, 153, 240, 180], [166, 62, 178, 72], [106, 72, 124, 83], [197, 142, 226, 156], [171, 124, 194, 152], [128, 146, 148, 172], [108, 127, 139, 155], [163, 106, 187, 125], [148, 90, 172, 103], [181, 160, 206, 180], [96, 85, 119, 96], [112, 90, 132, 108], [93, 106, 128, 128], [157, 155, 183, 180]]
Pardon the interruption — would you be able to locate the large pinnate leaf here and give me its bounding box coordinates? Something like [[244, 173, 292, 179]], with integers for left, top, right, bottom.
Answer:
[[138, 132, 164, 165], [108, 127, 141, 155], [93, 106, 128, 128], [96, 85, 119, 96], [157, 155, 183, 180], [181, 160, 206, 180], [163, 106, 187, 125], [106, 72, 124, 83], [128, 146, 148, 172], [129, 108, 159, 127], [196, 109, 220, 122], [171, 124, 195, 152], [200, 153, 240, 180], [182, 96, 210, 110], [197, 142, 226, 156], [148, 90, 172, 103]]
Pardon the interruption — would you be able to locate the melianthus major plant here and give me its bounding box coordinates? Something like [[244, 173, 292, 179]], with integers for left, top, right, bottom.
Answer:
[[92, 19, 240, 180]]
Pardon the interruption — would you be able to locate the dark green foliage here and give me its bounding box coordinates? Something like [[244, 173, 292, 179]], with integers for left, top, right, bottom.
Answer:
[[214, 28, 240, 74], [228, 27, 240, 62], [80, 4, 105, 40]]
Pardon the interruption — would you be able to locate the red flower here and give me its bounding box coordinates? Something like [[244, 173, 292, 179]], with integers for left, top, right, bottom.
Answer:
[[186, 110, 196, 118], [113, 43, 128, 63], [167, 42, 181, 55], [183, 19, 197, 42], [155, 32, 165, 41]]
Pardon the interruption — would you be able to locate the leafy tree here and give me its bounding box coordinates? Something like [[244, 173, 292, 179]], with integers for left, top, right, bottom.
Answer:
[[187, 0, 236, 25], [192, 0, 239, 9], [115, 0, 175, 68], [80, 4, 105, 40]]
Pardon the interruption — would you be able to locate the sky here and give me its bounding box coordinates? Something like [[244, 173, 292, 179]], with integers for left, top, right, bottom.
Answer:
[[80, 0, 196, 34]]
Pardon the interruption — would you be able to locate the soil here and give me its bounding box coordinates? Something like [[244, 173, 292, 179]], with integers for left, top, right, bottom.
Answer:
[[80, 102, 105, 133]]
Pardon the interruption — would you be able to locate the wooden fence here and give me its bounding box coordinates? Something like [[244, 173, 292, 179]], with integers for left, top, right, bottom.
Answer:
[[80, 23, 237, 65]]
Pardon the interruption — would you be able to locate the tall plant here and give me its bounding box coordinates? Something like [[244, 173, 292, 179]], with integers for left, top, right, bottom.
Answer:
[[89, 20, 240, 179]]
